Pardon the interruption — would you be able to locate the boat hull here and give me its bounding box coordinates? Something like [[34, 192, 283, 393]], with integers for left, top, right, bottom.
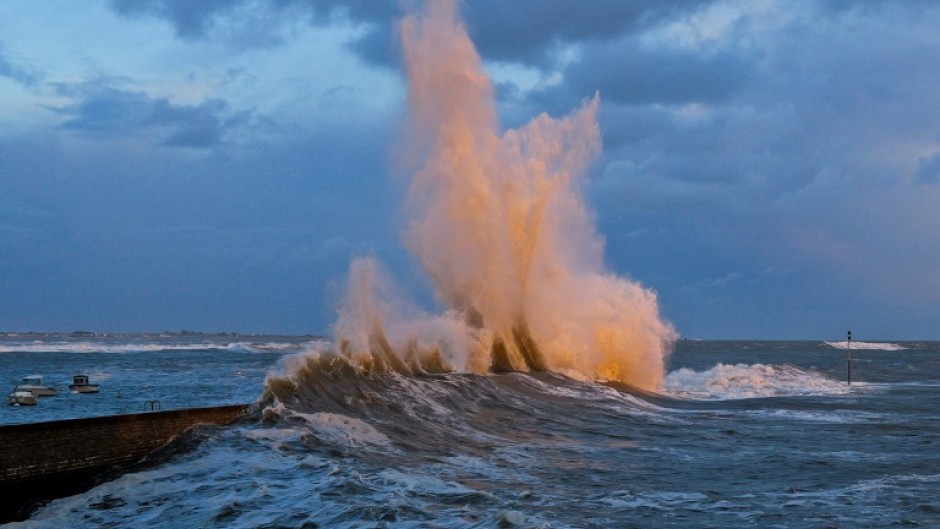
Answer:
[[7, 393, 37, 406], [14, 386, 57, 397], [69, 385, 100, 394]]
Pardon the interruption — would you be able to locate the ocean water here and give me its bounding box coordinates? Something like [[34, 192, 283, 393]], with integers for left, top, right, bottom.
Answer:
[[3, 337, 939, 528], [1, 335, 315, 425]]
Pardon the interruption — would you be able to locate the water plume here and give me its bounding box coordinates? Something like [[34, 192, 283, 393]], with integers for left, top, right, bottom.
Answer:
[[331, 0, 674, 391]]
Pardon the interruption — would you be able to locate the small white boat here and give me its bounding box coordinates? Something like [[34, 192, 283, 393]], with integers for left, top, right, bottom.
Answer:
[[8, 390, 37, 406], [69, 374, 100, 393], [15, 375, 58, 396]]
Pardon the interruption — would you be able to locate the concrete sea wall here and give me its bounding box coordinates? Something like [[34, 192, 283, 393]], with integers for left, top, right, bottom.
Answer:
[[0, 404, 249, 521]]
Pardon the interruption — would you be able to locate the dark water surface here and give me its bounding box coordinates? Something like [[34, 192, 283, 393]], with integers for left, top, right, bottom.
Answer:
[[3, 338, 938, 528]]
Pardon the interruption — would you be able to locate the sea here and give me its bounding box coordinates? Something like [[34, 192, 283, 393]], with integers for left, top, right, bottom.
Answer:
[[2, 336, 938, 528]]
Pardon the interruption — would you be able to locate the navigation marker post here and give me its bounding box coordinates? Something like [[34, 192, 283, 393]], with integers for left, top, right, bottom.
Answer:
[[847, 330, 852, 386]]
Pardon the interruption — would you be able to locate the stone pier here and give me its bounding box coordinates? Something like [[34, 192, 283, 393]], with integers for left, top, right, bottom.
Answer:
[[0, 404, 249, 521]]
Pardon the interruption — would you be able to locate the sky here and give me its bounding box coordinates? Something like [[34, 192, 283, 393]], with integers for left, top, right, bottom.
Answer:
[[1, 0, 939, 339]]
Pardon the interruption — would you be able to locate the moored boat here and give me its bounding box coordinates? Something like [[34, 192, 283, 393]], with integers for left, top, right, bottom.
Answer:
[[8, 390, 38, 406], [15, 375, 58, 396], [69, 374, 100, 393]]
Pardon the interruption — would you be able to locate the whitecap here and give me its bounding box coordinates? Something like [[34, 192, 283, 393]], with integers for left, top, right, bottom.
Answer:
[[292, 411, 393, 448], [825, 341, 906, 351], [661, 363, 852, 399]]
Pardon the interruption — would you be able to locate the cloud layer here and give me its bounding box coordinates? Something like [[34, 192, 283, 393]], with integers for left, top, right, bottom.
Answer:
[[1, 0, 939, 338]]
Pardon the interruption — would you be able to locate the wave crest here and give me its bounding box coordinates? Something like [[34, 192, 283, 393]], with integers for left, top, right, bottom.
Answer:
[[825, 341, 906, 351], [661, 363, 851, 400]]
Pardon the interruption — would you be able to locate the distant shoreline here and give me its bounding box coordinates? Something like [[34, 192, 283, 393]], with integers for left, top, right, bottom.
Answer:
[[0, 331, 326, 339]]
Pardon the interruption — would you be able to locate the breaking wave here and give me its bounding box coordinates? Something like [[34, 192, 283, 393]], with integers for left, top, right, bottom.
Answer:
[[825, 341, 906, 351], [259, 347, 669, 460], [661, 363, 852, 400]]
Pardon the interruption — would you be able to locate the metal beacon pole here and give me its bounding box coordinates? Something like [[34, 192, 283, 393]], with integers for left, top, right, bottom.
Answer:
[[847, 330, 852, 386]]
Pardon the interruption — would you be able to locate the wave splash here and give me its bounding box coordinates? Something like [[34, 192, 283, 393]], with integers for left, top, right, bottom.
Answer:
[[661, 363, 852, 400], [311, 0, 673, 391], [825, 341, 906, 351]]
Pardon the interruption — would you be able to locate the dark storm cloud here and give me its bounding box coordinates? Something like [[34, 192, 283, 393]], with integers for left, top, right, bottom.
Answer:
[[327, 0, 713, 67], [0, 44, 42, 87], [50, 82, 234, 148], [107, 0, 711, 66], [111, 0, 244, 40], [109, 0, 392, 54], [567, 1, 940, 337], [461, 0, 711, 64], [564, 42, 753, 105], [111, 0, 301, 49], [151, 98, 240, 148]]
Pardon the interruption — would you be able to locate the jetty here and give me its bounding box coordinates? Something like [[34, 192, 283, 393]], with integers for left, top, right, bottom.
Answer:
[[0, 404, 250, 522]]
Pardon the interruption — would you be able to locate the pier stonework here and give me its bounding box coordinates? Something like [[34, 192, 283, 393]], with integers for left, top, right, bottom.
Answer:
[[0, 404, 249, 521]]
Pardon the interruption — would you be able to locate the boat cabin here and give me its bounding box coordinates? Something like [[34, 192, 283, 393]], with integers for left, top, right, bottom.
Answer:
[[69, 374, 100, 393], [21, 375, 44, 386], [16, 375, 58, 396]]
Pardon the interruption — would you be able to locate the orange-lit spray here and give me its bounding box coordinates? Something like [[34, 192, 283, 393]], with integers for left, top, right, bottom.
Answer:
[[334, 0, 674, 391]]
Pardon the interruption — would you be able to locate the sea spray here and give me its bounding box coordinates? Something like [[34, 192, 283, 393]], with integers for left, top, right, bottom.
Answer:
[[329, 0, 674, 390], [332, 257, 473, 374]]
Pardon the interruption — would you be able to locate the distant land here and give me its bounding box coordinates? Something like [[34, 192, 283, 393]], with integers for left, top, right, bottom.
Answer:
[[0, 330, 325, 339]]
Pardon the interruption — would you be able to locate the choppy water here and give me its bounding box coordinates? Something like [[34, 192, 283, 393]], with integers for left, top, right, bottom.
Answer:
[[1, 336, 315, 424], [3, 338, 939, 528]]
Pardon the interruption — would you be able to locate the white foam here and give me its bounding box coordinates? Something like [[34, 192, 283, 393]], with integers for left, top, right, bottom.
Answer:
[[372, 468, 482, 496], [242, 427, 306, 444], [825, 341, 906, 351], [773, 473, 940, 507], [284, 410, 393, 449], [498, 373, 681, 424], [746, 408, 882, 423], [661, 363, 851, 399], [820, 450, 894, 462]]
